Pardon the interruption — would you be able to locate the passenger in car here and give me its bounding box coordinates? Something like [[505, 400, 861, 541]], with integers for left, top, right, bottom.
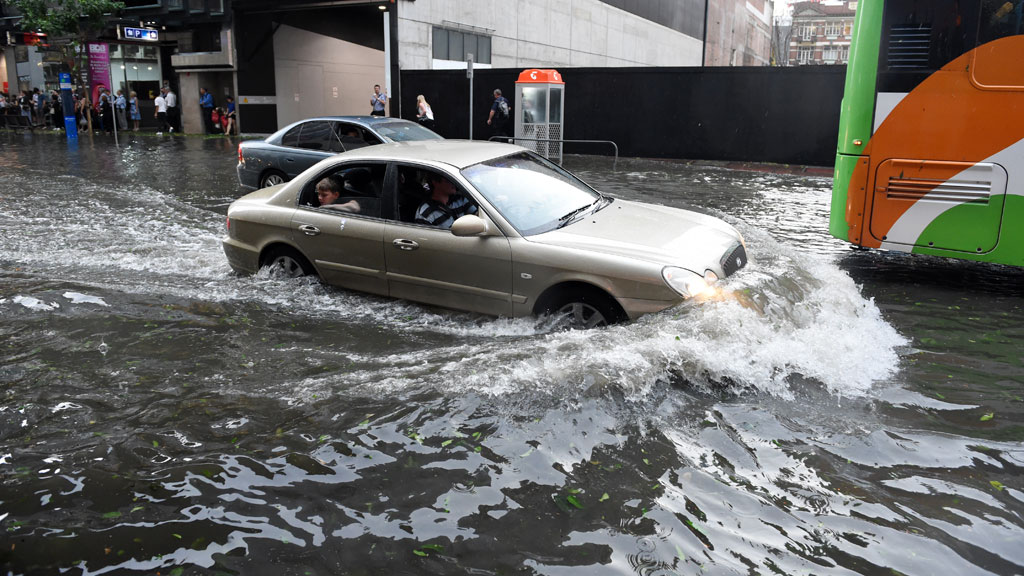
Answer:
[[414, 173, 477, 229], [315, 177, 361, 213]]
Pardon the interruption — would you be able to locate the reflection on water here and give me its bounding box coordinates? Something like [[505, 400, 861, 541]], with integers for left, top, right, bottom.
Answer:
[[1, 134, 1022, 575]]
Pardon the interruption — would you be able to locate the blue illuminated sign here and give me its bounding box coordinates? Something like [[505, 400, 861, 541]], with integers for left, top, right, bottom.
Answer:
[[122, 26, 159, 41]]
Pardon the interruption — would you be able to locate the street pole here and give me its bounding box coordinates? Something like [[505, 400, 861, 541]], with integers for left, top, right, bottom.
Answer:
[[59, 72, 77, 142], [467, 54, 474, 140], [108, 67, 119, 147]]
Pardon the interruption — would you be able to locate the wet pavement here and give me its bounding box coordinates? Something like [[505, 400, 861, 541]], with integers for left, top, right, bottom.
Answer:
[[1, 130, 1023, 575]]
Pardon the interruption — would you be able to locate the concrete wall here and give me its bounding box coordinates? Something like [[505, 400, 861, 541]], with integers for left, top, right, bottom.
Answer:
[[397, 0, 703, 69], [705, 0, 774, 66], [273, 24, 387, 129]]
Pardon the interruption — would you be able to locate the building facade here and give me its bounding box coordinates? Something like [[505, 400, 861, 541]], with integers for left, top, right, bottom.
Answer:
[[3, 0, 711, 133], [704, 0, 775, 66], [788, 1, 856, 66]]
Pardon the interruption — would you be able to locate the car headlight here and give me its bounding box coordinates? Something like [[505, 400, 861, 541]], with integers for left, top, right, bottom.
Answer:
[[662, 266, 716, 298]]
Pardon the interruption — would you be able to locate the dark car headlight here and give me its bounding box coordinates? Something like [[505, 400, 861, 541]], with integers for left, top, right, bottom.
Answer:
[[662, 266, 717, 298]]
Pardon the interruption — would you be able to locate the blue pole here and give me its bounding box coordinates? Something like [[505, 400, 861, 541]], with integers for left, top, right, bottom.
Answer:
[[59, 73, 77, 141]]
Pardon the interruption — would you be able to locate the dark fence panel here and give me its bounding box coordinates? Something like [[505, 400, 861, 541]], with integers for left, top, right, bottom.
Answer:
[[399, 66, 846, 167]]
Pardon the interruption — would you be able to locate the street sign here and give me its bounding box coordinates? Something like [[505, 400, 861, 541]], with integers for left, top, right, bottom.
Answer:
[[466, 54, 474, 79], [120, 26, 159, 41]]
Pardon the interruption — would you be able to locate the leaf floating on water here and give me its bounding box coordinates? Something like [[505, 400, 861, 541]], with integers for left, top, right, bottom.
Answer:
[[102, 511, 121, 519], [980, 413, 994, 422], [421, 544, 444, 552], [599, 493, 610, 502], [152, 440, 159, 448], [413, 550, 428, 557], [172, 533, 182, 539], [441, 439, 453, 447], [566, 495, 583, 509], [990, 480, 1005, 491]]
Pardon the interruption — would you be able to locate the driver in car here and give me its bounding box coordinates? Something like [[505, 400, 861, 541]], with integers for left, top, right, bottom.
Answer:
[[316, 177, 361, 213], [414, 173, 477, 229]]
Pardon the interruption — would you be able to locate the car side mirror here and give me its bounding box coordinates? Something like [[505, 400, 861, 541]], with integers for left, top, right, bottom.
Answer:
[[450, 214, 492, 237]]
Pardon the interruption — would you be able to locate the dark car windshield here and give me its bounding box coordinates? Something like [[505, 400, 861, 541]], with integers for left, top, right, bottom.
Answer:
[[461, 152, 601, 236], [374, 121, 443, 142]]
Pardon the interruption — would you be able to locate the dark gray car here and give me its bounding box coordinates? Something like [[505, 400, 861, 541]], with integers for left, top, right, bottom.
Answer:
[[236, 116, 442, 189]]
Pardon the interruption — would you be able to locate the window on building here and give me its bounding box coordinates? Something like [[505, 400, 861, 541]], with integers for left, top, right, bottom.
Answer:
[[823, 46, 839, 61], [432, 26, 492, 64], [825, 22, 842, 36], [799, 25, 813, 40], [798, 47, 813, 63], [839, 45, 849, 62], [189, 0, 204, 12], [167, 0, 184, 9], [209, 0, 223, 13]]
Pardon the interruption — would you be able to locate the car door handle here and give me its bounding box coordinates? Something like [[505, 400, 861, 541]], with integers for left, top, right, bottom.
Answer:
[[392, 239, 419, 251], [298, 224, 321, 236]]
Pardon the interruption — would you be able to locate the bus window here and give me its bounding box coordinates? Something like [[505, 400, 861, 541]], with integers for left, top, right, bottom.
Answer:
[[974, 0, 1024, 88], [978, 0, 1024, 44], [878, 0, 979, 92]]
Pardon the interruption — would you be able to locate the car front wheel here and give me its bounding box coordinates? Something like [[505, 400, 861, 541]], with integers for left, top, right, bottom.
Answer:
[[260, 170, 287, 188], [262, 246, 313, 279], [540, 287, 625, 330]]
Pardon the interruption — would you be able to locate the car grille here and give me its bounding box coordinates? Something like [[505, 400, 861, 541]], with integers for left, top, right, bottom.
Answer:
[[720, 243, 748, 277]]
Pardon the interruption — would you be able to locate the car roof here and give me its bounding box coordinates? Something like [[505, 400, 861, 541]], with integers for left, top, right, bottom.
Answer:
[[330, 139, 527, 169], [266, 116, 426, 142]]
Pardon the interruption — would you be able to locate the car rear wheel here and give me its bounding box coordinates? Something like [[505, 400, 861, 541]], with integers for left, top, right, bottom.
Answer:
[[262, 246, 313, 279], [260, 170, 286, 188]]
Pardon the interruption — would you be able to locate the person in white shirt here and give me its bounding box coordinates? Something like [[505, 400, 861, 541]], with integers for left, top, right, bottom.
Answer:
[[416, 94, 435, 130], [163, 86, 178, 132], [154, 92, 168, 134]]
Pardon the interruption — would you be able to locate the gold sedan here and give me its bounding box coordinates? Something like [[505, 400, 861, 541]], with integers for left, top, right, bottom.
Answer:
[[223, 140, 747, 327]]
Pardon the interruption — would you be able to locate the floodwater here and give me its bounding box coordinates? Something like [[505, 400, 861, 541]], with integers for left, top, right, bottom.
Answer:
[[1, 132, 1022, 576]]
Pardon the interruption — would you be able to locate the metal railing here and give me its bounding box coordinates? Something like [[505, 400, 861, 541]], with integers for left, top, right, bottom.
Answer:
[[488, 136, 619, 170]]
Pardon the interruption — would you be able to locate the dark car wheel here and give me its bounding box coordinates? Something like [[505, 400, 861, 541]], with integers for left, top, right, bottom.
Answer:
[[262, 247, 313, 279], [260, 170, 287, 188], [540, 287, 625, 330]]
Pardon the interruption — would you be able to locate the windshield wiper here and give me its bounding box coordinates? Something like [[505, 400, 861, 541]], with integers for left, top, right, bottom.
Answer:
[[557, 201, 597, 228]]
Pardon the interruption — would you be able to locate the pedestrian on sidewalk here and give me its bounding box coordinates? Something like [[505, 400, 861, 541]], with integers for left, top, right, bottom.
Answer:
[[154, 90, 168, 134], [129, 91, 141, 131], [199, 87, 215, 133], [164, 86, 178, 133], [370, 84, 386, 116], [416, 95, 435, 131], [222, 95, 236, 135], [115, 89, 128, 130], [487, 89, 511, 141]]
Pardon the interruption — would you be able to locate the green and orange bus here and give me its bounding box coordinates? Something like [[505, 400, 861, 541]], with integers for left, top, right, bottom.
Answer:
[[831, 0, 1024, 265]]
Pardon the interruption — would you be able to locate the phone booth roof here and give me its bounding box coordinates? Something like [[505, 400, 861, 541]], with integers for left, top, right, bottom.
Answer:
[[516, 69, 564, 84]]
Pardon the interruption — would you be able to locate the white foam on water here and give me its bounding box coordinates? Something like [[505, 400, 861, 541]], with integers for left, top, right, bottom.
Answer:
[[62, 292, 110, 306], [12, 296, 59, 311]]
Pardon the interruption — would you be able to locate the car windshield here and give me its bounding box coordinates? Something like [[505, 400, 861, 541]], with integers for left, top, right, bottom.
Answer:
[[374, 121, 443, 142], [461, 152, 602, 236]]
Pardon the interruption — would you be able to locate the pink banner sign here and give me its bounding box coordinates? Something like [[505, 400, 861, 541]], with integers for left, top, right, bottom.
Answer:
[[87, 42, 110, 106]]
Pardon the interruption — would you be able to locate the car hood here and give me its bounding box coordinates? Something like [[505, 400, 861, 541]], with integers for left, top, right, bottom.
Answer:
[[528, 199, 744, 276]]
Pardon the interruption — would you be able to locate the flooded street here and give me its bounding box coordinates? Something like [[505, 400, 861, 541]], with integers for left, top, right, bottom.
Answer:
[[2, 132, 1022, 575]]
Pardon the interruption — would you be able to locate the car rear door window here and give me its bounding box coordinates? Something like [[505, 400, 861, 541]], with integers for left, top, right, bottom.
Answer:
[[281, 125, 302, 147], [296, 121, 333, 151]]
